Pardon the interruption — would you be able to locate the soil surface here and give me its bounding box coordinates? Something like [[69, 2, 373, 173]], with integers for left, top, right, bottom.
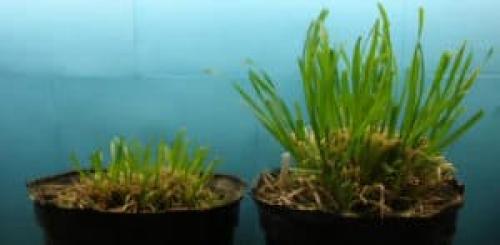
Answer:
[[28, 171, 245, 213]]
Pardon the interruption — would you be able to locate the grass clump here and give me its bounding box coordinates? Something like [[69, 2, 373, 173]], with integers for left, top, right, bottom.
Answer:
[[236, 4, 491, 216], [30, 131, 226, 213]]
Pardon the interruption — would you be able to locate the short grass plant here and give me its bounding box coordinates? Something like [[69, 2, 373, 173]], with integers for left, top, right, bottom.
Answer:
[[236, 4, 492, 216], [30, 131, 224, 213]]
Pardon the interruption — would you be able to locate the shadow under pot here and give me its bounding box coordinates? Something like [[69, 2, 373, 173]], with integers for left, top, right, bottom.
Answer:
[[252, 172, 464, 245], [27, 171, 246, 245]]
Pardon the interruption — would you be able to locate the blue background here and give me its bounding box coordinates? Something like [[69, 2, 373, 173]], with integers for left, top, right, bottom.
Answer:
[[1, 0, 499, 244]]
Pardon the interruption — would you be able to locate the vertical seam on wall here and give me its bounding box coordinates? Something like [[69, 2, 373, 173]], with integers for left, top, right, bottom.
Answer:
[[48, 78, 63, 168], [132, 0, 139, 78]]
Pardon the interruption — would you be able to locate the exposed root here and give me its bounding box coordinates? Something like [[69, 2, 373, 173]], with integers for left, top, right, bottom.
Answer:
[[358, 184, 392, 217], [255, 169, 463, 217], [255, 170, 340, 211]]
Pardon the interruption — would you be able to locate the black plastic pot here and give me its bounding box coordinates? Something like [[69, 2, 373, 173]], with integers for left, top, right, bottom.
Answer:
[[253, 183, 464, 245], [28, 171, 245, 245]]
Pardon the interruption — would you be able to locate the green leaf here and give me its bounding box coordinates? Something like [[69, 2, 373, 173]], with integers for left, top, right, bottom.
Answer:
[[436, 110, 484, 149]]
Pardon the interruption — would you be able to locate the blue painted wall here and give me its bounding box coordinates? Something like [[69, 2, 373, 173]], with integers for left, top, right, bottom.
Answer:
[[1, 0, 499, 244]]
